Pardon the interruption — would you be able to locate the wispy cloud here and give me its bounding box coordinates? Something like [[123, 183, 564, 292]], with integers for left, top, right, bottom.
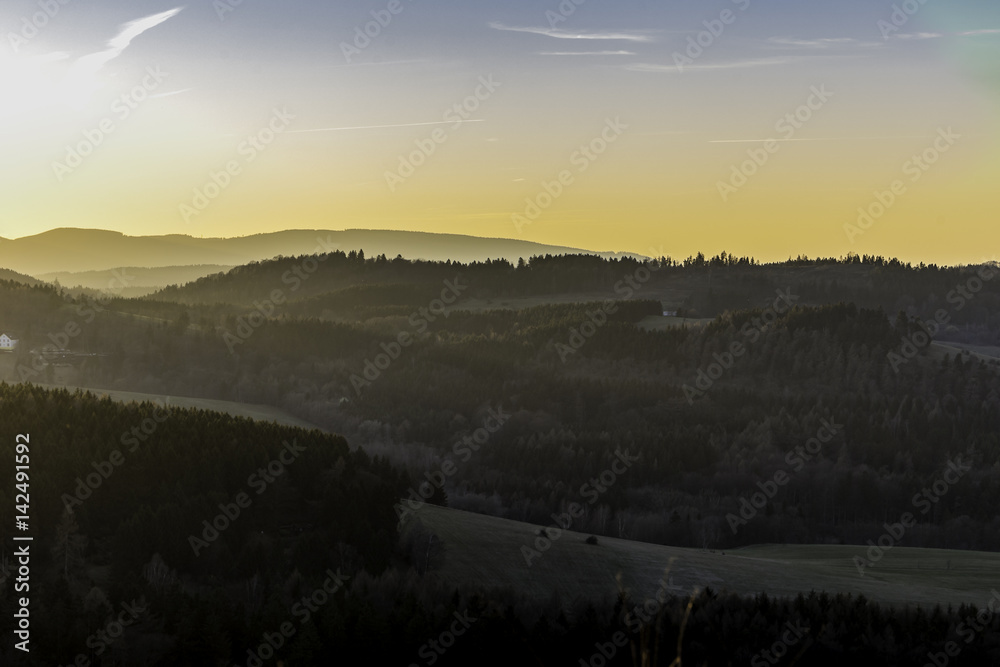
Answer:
[[67, 7, 184, 102], [489, 22, 656, 43], [150, 87, 193, 99], [766, 37, 880, 49], [537, 50, 636, 56], [626, 57, 791, 73], [708, 134, 971, 144], [0, 9, 182, 116], [71, 8, 183, 79], [958, 29, 1000, 36], [322, 58, 433, 69], [893, 29, 1000, 40], [285, 119, 485, 134], [894, 32, 943, 40]]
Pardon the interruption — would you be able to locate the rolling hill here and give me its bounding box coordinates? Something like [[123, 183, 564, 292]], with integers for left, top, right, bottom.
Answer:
[[0, 228, 638, 276], [0, 267, 44, 286], [407, 503, 1000, 610]]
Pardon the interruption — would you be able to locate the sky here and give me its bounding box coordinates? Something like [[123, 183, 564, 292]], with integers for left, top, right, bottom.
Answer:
[[0, 0, 997, 264]]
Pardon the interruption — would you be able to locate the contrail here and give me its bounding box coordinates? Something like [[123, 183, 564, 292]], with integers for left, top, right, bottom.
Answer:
[[708, 135, 943, 144]]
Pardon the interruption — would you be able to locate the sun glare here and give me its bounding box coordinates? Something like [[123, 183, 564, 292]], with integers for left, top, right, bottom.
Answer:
[[0, 51, 101, 120]]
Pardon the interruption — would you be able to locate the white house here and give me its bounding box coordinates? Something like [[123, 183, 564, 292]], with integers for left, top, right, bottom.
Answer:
[[0, 334, 19, 351]]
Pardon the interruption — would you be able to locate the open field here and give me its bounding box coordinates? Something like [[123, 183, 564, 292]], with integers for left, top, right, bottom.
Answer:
[[934, 342, 1000, 359], [930, 341, 1000, 366], [407, 503, 1000, 610]]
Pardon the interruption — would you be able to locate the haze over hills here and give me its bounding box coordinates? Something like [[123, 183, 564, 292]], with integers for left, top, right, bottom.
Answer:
[[0, 267, 43, 286], [0, 228, 638, 277], [36, 265, 235, 297], [3, 248, 1000, 664]]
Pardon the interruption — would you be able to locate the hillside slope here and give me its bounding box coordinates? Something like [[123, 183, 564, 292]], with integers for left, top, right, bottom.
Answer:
[[408, 503, 1000, 610]]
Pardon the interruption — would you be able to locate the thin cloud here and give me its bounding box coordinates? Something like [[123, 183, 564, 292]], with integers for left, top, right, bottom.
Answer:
[[71, 8, 184, 78], [626, 57, 791, 73], [489, 22, 656, 43], [894, 29, 1000, 40], [766, 37, 880, 49], [323, 58, 433, 69], [894, 32, 943, 40], [150, 87, 194, 99], [285, 119, 485, 134], [67, 7, 183, 101], [538, 50, 636, 56], [708, 134, 959, 144]]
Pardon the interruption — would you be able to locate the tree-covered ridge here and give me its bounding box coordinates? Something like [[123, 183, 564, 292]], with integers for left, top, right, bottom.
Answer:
[[1, 262, 999, 556], [0, 383, 404, 665], [145, 250, 997, 320]]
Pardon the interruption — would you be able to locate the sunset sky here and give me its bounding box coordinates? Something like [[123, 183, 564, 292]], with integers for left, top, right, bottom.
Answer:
[[0, 0, 997, 264]]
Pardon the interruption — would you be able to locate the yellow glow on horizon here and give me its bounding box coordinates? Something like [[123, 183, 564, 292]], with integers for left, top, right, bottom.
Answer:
[[2, 13, 998, 268]]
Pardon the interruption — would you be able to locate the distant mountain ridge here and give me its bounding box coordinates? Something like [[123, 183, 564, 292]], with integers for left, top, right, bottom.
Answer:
[[0, 228, 641, 276]]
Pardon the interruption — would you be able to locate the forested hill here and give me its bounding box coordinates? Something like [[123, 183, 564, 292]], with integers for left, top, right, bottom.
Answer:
[[2, 256, 1000, 663], [0, 383, 405, 665], [148, 252, 1000, 336], [0, 270, 43, 287], [1, 255, 998, 560]]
